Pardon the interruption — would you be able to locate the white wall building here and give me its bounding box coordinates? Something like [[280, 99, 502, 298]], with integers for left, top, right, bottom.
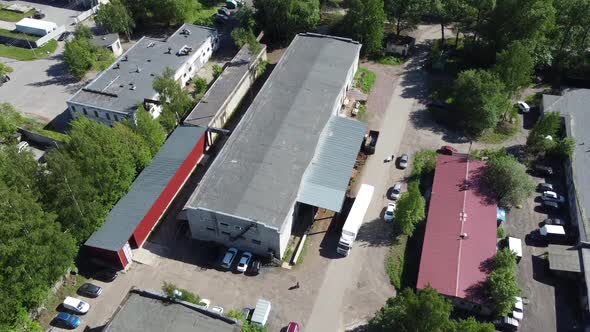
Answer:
[[15, 18, 57, 36], [184, 33, 366, 260], [67, 24, 218, 126]]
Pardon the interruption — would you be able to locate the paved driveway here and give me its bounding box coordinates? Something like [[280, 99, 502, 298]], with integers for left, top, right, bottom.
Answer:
[[0, 0, 84, 28]]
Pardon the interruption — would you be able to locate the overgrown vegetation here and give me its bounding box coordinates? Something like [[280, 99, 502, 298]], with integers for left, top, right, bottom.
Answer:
[[377, 56, 404, 65], [395, 182, 426, 236], [0, 103, 68, 141], [368, 287, 495, 332], [153, 67, 195, 132], [355, 67, 377, 94], [487, 248, 521, 316], [527, 112, 574, 159], [64, 26, 116, 80], [227, 310, 269, 331], [162, 282, 203, 305]]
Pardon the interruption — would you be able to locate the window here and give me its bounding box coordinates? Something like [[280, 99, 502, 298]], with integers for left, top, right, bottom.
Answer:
[[189, 66, 193, 71], [106, 113, 111, 120], [207, 47, 210, 52], [183, 72, 187, 77], [82, 108, 87, 115], [71, 106, 76, 112], [94, 110, 99, 117], [221, 231, 230, 236], [114, 115, 119, 121], [206, 227, 215, 232], [252, 239, 261, 245], [220, 222, 229, 227]]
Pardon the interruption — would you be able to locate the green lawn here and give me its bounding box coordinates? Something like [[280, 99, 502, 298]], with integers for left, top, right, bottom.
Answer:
[[0, 39, 57, 61], [189, 2, 224, 26], [39, 274, 88, 328], [0, 27, 39, 41], [355, 67, 377, 94], [385, 224, 425, 290], [0, 8, 35, 22], [377, 56, 404, 66]]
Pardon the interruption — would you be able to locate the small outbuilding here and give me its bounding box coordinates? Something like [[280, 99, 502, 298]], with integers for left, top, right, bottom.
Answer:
[[15, 18, 57, 36], [91, 33, 123, 57]]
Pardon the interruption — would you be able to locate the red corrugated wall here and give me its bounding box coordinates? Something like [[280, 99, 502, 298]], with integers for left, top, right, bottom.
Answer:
[[131, 133, 206, 248]]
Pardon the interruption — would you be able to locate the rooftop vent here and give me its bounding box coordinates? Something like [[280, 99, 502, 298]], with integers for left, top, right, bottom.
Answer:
[[167, 47, 172, 54], [147, 42, 155, 48], [124, 55, 128, 61], [130, 85, 136, 90], [136, 65, 141, 73], [181, 28, 191, 35], [147, 59, 151, 62], [114, 63, 120, 69], [176, 45, 193, 56], [459, 233, 468, 239]]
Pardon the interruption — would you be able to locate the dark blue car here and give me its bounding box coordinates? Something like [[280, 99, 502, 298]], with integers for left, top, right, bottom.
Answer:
[[54, 312, 81, 329]]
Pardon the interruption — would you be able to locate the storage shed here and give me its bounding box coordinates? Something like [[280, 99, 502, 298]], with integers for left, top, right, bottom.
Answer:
[[84, 126, 207, 269], [15, 18, 57, 36]]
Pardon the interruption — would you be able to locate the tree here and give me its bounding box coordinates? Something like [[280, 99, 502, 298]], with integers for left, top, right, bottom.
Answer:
[[64, 38, 95, 79], [451, 317, 495, 332], [384, 0, 425, 36], [494, 41, 534, 97], [232, 27, 262, 54], [487, 267, 520, 316], [452, 69, 512, 136], [494, 247, 517, 269], [95, 0, 134, 40], [0, 62, 13, 77], [551, 0, 590, 72], [153, 67, 194, 132], [74, 24, 93, 39], [527, 112, 565, 156], [193, 77, 208, 95], [394, 181, 426, 236], [254, 0, 320, 42], [0, 103, 18, 140], [429, 0, 463, 47], [483, 155, 535, 207], [127, 107, 167, 156], [340, 0, 386, 55]]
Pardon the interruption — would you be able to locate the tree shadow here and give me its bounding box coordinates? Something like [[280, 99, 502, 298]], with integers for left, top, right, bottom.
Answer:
[[408, 107, 471, 143], [27, 61, 80, 88], [356, 217, 395, 248], [463, 280, 488, 306]]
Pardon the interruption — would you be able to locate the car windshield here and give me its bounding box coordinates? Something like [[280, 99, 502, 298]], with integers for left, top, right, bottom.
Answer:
[[393, 188, 400, 193], [385, 210, 393, 216], [77, 302, 84, 310]]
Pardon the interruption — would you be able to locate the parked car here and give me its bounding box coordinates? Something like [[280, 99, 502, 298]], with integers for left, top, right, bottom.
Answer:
[[287, 322, 301, 332], [542, 191, 566, 203], [94, 269, 118, 282], [62, 296, 90, 314], [221, 247, 239, 269], [218, 7, 231, 16], [538, 182, 553, 192], [211, 306, 224, 314], [58, 31, 74, 42], [544, 217, 566, 226], [241, 307, 253, 321], [389, 183, 402, 200], [236, 251, 253, 273], [440, 145, 458, 155], [384, 202, 396, 222], [53, 312, 81, 329], [225, 0, 238, 9], [77, 283, 102, 298], [542, 200, 560, 210], [200, 298, 211, 309], [517, 101, 530, 113], [247, 259, 261, 276], [32, 11, 46, 19], [533, 165, 553, 176], [494, 316, 519, 331], [512, 296, 524, 320], [363, 130, 379, 155], [398, 154, 409, 169], [215, 13, 230, 23]]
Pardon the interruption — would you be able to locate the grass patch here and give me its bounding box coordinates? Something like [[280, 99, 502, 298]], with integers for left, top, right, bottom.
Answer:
[[282, 237, 295, 264], [0, 39, 57, 60], [497, 226, 506, 238], [478, 116, 522, 144], [385, 233, 408, 289], [0, 7, 35, 22], [355, 103, 368, 122], [190, 1, 223, 26], [355, 67, 376, 94], [39, 274, 88, 328], [0, 27, 40, 41], [295, 236, 311, 265], [377, 56, 404, 66]]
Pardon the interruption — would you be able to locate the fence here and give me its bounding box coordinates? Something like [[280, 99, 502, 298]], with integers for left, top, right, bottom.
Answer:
[[74, 0, 105, 24], [34, 25, 65, 47]]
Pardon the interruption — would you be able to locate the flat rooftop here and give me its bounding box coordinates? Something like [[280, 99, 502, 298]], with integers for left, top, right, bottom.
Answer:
[[91, 33, 120, 48], [184, 45, 263, 127], [186, 33, 361, 229], [69, 24, 216, 114], [105, 289, 241, 332], [417, 154, 497, 304], [548, 244, 582, 273]]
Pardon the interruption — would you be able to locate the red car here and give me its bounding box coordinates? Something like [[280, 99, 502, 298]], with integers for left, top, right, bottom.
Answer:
[[440, 145, 458, 155], [286, 322, 300, 332]]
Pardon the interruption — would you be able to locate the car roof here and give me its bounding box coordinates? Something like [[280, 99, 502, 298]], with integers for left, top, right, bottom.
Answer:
[[57, 312, 71, 319], [63, 297, 81, 306]]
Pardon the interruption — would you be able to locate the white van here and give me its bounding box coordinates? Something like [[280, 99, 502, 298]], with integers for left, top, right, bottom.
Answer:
[[508, 237, 523, 263], [251, 298, 271, 326]]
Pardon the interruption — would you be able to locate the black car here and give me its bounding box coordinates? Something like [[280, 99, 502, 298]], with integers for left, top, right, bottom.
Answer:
[[94, 269, 118, 282], [32, 12, 45, 19], [533, 165, 553, 176], [544, 217, 566, 226], [77, 283, 103, 298], [247, 259, 261, 276], [538, 182, 553, 192], [542, 200, 560, 210], [218, 7, 231, 16]]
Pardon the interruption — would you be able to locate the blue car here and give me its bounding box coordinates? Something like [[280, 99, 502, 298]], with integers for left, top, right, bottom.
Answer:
[[54, 312, 81, 329]]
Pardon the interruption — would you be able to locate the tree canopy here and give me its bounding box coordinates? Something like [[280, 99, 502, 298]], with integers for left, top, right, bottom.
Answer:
[[452, 69, 512, 136], [487, 248, 520, 316], [340, 0, 386, 55], [153, 67, 195, 132], [64, 32, 115, 80], [95, 0, 134, 39], [395, 181, 426, 236], [494, 41, 534, 97], [483, 154, 535, 207], [253, 0, 320, 42], [385, 0, 425, 36], [126, 107, 167, 156], [123, 0, 202, 28], [368, 287, 494, 332]]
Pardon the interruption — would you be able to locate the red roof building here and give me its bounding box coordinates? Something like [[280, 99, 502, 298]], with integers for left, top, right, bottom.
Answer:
[[417, 154, 497, 313]]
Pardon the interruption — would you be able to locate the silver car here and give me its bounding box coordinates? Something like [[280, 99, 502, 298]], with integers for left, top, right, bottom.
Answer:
[[389, 183, 402, 200], [399, 154, 409, 169]]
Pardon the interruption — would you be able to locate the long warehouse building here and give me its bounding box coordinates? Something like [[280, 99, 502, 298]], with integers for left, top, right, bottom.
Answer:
[[184, 33, 367, 259]]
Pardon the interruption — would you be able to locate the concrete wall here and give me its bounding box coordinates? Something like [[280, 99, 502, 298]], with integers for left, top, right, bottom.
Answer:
[[68, 102, 130, 125], [188, 208, 284, 258]]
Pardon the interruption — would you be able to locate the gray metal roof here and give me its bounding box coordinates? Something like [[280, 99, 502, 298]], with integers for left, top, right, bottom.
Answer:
[[548, 244, 582, 273], [69, 24, 216, 114], [185, 33, 361, 230], [85, 126, 207, 251], [105, 290, 241, 332], [298, 116, 367, 211], [90, 33, 120, 48], [544, 89, 590, 241], [184, 45, 263, 127]]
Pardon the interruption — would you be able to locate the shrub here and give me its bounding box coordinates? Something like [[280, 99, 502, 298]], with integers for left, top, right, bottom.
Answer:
[[355, 67, 377, 93], [213, 64, 223, 78], [395, 182, 426, 236], [162, 282, 201, 305], [193, 77, 208, 95]]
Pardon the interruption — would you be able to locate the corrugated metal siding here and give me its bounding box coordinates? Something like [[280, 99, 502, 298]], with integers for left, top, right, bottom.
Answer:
[[297, 116, 367, 212], [85, 126, 207, 252]]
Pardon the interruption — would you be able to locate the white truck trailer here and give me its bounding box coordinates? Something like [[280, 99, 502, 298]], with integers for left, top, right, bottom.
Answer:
[[337, 184, 374, 256]]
